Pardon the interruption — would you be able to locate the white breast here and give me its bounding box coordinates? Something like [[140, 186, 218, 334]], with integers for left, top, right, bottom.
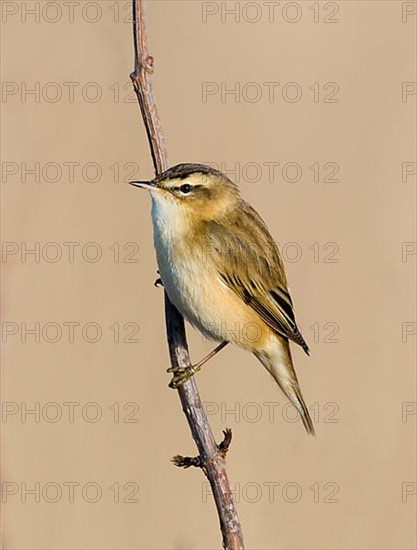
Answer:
[[150, 194, 254, 345]]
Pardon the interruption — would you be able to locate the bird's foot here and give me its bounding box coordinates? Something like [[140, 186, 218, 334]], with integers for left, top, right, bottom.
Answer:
[[167, 364, 201, 389], [154, 270, 163, 288]]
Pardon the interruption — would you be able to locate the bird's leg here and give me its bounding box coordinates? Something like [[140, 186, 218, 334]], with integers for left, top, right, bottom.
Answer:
[[168, 341, 229, 389], [194, 341, 229, 370]]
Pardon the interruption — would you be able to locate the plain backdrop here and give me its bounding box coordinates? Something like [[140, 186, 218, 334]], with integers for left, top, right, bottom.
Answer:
[[1, 1, 416, 549]]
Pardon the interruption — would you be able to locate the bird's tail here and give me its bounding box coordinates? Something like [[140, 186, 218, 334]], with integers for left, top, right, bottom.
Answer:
[[255, 340, 315, 435]]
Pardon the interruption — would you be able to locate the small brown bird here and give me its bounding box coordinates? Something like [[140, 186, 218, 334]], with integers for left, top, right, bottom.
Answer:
[[130, 163, 314, 434]]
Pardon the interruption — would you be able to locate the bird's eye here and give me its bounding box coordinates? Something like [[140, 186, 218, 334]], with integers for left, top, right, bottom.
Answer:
[[180, 184, 192, 194]]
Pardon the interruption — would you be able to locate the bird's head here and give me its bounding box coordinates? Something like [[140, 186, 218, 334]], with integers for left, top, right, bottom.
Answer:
[[130, 163, 240, 221]]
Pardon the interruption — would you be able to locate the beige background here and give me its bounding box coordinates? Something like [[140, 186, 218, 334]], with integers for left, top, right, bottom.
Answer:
[[1, 1, 416, 549]]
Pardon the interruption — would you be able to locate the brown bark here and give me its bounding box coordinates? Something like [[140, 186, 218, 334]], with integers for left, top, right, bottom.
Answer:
[[129, 2, 245, 548]]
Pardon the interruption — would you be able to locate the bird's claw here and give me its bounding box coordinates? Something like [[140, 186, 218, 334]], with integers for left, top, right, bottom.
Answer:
[[154, 277, 163, 288], [167, 365, 201, 389]]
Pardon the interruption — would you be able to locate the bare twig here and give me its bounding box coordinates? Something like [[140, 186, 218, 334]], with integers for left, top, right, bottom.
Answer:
[[129, 1, 245, 549]]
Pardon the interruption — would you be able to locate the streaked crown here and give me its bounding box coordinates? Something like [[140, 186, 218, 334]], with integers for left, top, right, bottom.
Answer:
[[131, 163, 240, 218]]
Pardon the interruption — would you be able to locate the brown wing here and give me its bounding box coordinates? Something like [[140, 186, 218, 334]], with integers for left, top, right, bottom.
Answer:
[[203, 205, 309, 354]]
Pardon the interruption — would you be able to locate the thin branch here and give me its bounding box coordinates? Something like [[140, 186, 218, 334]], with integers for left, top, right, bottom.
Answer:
[[129, 2, 245, 549]]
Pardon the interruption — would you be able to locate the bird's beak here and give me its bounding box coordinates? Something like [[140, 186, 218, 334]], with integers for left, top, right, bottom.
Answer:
[[129, 180, 156, 190]]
